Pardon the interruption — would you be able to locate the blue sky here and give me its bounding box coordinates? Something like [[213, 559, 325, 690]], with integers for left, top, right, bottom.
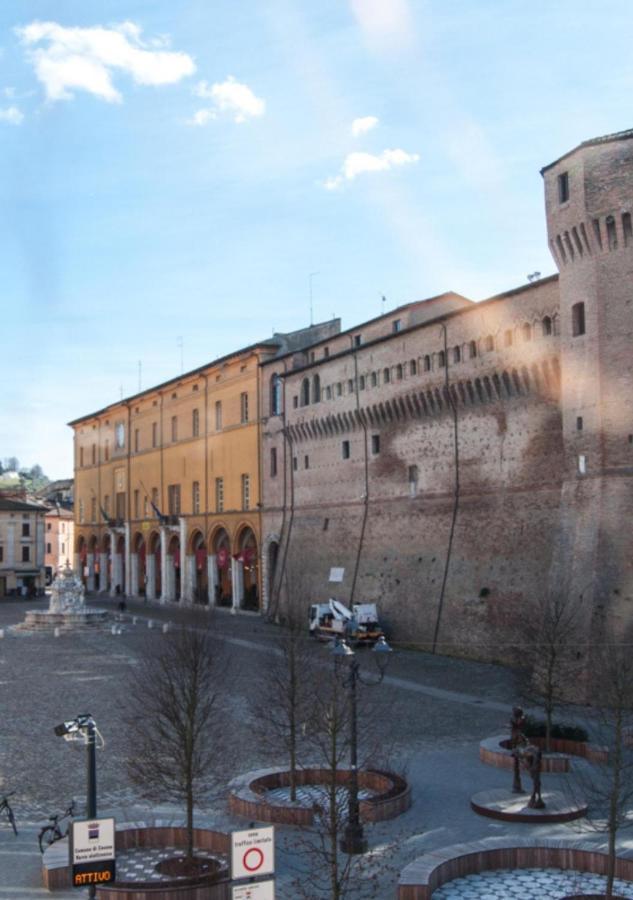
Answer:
[[0, 0, 631, 478]]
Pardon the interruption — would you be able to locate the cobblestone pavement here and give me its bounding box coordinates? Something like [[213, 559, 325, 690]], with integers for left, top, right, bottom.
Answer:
[[0, 594, 622, 899]]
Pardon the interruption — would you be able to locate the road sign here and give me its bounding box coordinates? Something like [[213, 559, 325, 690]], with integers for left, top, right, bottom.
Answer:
[[232, 880, 275, 900], [71, 817, 115, 889], [231, 826, 274, 880]]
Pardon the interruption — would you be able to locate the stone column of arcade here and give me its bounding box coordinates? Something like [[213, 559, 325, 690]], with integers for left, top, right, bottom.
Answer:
[[110, 536, 123, 597], [86, 553, 95, 592], [73, 552, 81, 580], [179, 518, 188, 604], [183, 554, 195, 606], [208, 555, 218, 607], [146, 551, 156, 601], [231, 557, 244, 613], [130, 550, 139, 597], [124, 523, 132, 596], [98, 551, 108, 593], [159, 528, 170, 603]]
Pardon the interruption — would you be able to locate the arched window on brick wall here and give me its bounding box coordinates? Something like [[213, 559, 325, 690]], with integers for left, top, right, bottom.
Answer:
[[423, 355, 431, 372], [469, 340, 477, 359], [312, 374, 321, 403], [542, 316, 553, 336], [522, 323, 532, 342], [453, 346, 461, 363], [300, 377, 310, 407]]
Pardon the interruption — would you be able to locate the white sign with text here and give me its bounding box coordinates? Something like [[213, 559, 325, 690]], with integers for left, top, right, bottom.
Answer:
[[231, 827, 275, 880]]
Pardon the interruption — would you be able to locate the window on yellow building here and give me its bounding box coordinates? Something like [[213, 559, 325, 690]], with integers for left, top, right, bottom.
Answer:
[[192, 481, 200, 514], [91, 497, 97, 522], [152, 422, 158, 448], [168, 484, 181, 516], [171, 416, 178, 442], [192, 408, 200, 437], [215, 401, 222, 431], [80, 447, 84, 467], [104, 440, 110, 461], [241, 474, 250, 510], [134, 490, 140, 518], [240, 392, 249, 423], [215, 477, 224, 512]]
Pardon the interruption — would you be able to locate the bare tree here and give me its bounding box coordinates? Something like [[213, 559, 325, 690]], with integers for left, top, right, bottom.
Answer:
[[570, 632, 633, 899], [250, 609, 314, 800], [123, 626, 225, 862], [288, 659, 396, 900], [515, 591, 586, 750]]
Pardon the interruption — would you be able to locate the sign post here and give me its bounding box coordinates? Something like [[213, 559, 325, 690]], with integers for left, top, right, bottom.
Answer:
[[71, 817, 116, 889]]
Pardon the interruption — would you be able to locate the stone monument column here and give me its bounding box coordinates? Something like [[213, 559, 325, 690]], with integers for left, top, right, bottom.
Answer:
[[146, 552, 156, 601], [86, 552, 95, 592], [231, 557, 244, 613], [159, 527, 170, 604], [208, 555, 217, 608]]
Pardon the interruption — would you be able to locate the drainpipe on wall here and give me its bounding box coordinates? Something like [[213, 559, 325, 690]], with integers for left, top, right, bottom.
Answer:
[[431, 322, 460, 654]]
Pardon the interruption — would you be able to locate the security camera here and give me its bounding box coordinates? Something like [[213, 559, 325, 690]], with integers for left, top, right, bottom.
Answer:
[[54, 720, 76, 737], [54, 714, 93, 737]]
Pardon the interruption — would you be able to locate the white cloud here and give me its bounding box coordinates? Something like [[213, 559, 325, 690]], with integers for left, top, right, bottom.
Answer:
[[351, 115, 378, 137], [0, 105, 23, 124], [15, 20, 195, 103], [191, 76, 265, 124], [349, 0, 414, 49], [324, 148, 419, 190]]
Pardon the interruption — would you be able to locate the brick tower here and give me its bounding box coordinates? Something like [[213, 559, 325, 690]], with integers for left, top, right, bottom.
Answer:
[[542, 129, 633, 639]]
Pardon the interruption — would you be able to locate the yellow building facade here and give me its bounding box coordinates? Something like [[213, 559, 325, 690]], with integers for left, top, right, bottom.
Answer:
[[70, 323, 338, 609]]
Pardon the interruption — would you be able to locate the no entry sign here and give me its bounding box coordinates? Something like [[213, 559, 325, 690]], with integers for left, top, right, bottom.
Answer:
[[231, 827, 275, 880]]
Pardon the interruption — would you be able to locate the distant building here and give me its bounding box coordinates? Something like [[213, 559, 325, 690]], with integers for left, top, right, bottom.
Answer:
[[33, 479, 74, 510], [0, 496, 46, 597], [260, 127, 633, 662], [69, 322, 339, 606], [43, 506, 74, 585]]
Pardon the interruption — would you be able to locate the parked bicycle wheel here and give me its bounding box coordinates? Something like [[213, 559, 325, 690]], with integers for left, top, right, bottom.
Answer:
[[38, 826, 58, 853]]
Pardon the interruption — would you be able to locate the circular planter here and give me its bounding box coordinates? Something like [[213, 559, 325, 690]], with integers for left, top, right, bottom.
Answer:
[[229, 765, 411, 826], [43, 825, 230, 898], [479, 734, 609, 772]]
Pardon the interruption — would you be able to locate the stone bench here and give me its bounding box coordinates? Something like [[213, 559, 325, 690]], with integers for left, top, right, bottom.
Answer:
[[397, 837, 633, 899]]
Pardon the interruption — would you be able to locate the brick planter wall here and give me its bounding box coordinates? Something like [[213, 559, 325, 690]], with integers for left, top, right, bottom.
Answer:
[[397, 838, 633, 899], [479, 734, 609, 772], [228, 766, 411, 826], [42, 825, 230, 898]]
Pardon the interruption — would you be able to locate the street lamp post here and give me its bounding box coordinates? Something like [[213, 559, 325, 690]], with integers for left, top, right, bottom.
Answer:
[[331, 635, 392, 855], [54, 714, 99, 899]]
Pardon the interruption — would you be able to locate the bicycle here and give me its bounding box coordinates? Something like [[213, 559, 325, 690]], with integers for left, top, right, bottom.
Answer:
[[0, 792, 18, 836], [38, 801, 75, 853]]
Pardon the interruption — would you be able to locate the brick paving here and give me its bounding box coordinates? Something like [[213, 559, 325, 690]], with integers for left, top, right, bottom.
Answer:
[[0, 593, 626, 899]]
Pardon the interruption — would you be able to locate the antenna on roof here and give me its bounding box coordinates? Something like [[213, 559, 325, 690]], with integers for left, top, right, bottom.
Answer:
[[381, 294, 387, 313], [527, 271, 541, 283], [309, 272, 319, 326]]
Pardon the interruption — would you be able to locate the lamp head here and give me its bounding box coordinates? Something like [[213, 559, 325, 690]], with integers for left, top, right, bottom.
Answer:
[[331, 637, 354, 658]]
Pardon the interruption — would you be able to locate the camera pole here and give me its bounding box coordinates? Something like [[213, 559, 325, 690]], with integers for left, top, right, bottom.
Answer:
[[86, 719, 97, 900]]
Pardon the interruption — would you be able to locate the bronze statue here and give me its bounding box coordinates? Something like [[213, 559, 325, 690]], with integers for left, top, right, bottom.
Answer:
[[509, 706, 527, 794], [518, 742, 545, 809]]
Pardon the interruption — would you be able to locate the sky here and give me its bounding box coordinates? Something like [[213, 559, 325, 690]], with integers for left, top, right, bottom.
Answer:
[[0, 0, 631, 479]]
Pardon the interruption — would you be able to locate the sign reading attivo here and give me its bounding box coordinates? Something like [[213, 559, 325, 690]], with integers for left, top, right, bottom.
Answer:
[[71, 817, 116, 889], [232, 880, 275, 899], [231, 826, 275, 880]]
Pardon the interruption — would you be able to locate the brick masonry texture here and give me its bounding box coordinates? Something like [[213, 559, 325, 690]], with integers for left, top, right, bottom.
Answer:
[[261, 129, 633, 669]]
